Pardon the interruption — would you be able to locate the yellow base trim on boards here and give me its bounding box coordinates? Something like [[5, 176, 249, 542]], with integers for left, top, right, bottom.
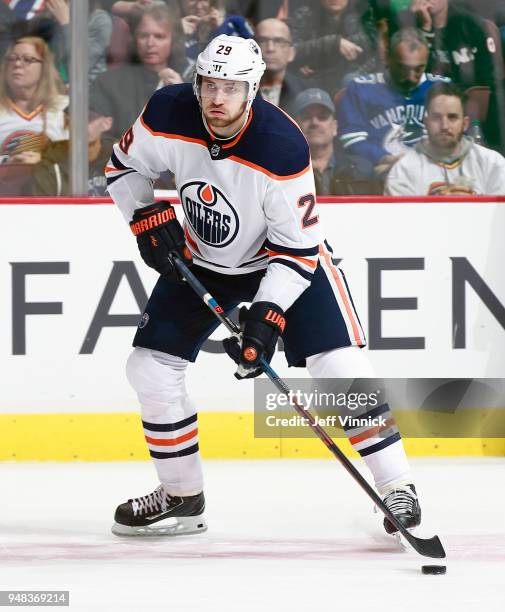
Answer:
[[0, 412, 503, 461]]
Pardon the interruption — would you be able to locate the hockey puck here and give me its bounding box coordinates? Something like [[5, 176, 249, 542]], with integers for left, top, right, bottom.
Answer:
[[422, 565, 447, 575]]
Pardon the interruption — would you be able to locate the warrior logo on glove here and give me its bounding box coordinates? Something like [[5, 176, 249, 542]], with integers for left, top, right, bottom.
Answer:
[[129, 201, 193, 280], [130, 206, 177, 235], [223, 301, 286, 379]]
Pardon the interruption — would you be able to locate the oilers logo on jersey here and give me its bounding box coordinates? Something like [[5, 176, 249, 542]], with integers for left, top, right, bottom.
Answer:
[[181, 181, 239, 248]]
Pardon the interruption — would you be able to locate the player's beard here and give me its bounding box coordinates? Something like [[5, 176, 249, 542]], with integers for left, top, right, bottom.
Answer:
[[204, 102, 248, 135]]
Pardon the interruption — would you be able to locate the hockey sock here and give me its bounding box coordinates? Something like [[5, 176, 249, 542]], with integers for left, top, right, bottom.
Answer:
[[307, 346, 412, 492], [126, 347, 204, 496]]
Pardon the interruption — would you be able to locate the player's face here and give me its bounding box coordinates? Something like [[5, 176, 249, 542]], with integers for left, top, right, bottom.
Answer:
[[136, 15, 172, 70], [297, 105, 337, 148], [200, 77, 248, 135], [388, 42, 428, 94], [255, 20, 294, 73], [425, 95, 469, 154], [5, 42, 43, 92]]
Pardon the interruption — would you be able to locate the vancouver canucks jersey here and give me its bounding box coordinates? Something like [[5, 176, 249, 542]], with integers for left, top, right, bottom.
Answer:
[[106, 83, 323, 312], [338, 72, 449, 165]]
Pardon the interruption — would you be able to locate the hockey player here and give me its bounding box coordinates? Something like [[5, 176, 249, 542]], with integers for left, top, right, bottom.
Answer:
[[106, 35, 421, 537], [386, 82, 505, 195]]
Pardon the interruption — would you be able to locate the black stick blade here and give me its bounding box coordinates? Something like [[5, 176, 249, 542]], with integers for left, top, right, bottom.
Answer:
[[408, 534, 446, 559]]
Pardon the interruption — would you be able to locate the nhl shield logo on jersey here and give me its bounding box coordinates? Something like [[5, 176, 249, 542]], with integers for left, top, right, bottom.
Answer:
[[180, 181, 239, 248], [210, 144, 221, 157]]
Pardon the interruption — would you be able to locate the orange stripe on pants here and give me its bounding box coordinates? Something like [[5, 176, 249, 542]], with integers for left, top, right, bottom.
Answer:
[[319, 246, 364, 345]]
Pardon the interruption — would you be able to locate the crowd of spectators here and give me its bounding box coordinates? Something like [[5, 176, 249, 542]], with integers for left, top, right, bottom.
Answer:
[[0, 0, 504, 196]]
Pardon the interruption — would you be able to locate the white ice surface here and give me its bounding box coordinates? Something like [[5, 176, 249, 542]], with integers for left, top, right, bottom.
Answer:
[[1, 458, 504, 612]]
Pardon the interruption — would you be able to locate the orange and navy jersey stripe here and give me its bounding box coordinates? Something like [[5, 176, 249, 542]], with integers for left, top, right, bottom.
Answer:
[[105, 150, 137, 187], [140, 83, 311, 179], [265, 239, 319, 281]]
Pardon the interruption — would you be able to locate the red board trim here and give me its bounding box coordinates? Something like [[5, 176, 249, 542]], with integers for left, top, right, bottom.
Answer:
[[0, 195, 504, 205]]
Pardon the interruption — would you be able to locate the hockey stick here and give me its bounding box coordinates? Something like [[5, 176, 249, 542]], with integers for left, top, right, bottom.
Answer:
[[171, 255, 446, 559]]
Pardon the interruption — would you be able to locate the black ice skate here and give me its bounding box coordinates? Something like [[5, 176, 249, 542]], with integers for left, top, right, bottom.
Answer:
[[382, 484, 421, 535], [112, 485, 207, 536]]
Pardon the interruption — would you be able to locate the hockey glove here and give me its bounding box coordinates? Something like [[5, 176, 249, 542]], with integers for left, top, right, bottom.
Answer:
[[223, 301, 286, 379], [129, 201, 192, 279]]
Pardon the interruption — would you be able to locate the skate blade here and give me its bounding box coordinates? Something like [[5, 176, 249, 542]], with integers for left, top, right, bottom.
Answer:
[[111, 515, 208, 537]]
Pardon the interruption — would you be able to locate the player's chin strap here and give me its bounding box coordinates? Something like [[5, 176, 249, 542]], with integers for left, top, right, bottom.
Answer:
[[169, 253, 446, 560]]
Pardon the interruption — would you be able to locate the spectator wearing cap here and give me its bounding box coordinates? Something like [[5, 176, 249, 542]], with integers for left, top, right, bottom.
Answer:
[[292, 88, 342, 195], [32, 110, 115, 195], [256, 18, 305, 113]]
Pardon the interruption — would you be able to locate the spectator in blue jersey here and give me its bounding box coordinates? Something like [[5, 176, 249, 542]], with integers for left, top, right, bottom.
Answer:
[[256, 18, 305, 113], [338, 27, 447, 179], [369, 0, 505, 152]]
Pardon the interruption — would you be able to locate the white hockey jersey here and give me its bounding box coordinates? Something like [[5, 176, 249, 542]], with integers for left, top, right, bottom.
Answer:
[[0, 95, 68, 158], [385, 137, 505, 196], [106, 83, 323, 311]]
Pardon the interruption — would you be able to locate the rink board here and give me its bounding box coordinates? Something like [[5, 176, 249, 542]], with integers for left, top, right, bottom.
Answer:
[[2, 196, 505, 459], [0, 412, 504, 461]]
